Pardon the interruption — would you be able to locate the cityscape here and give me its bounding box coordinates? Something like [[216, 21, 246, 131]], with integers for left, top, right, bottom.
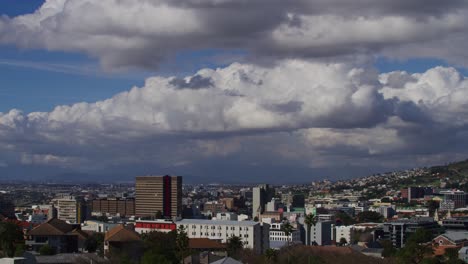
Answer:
[[1, 0, 468, 264], [0, 160, 467, 263]]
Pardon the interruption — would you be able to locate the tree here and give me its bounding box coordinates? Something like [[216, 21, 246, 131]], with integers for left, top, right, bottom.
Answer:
[[304, 213, 317, 246], [227, 235, 244, 259], [335, 211, 355, 226], [356, 211, 383, 223], [176, 225, 190, 263], [142, 230, 178, 263], [397, 229, 434, 264], [85, 233, 104, 254], [39, 244, 56, 256], [265, 248, 278, 263], [281, 222, 294, 247], [141, 250, 172, 264], [155, 210, 163, 219], [444, 247, 464, 264], [0, 222, 24, 257], [338, 237, 347, 246], [380, 240, 397, 258]]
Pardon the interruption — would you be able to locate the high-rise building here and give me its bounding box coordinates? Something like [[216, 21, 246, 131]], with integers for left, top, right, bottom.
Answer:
[[252, 184, 273, 219], [56, 196, 78, 223], [92, 198, 135, 216], [135, 175, 182, 218], [0, 194, 15, 219]]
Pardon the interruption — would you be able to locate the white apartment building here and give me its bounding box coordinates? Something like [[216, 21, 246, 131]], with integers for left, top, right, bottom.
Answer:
[[269, 223, 302, 249], [310, 221, 333, 246], [56, 197, 78, 224], [335, 225, 353, 245], [177, 219, 270, 254]]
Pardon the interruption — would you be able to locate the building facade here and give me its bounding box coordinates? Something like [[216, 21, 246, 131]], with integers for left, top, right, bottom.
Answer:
[[134, 219, 177, 234], [177, 219, 270, 254], [92, 198, 135, 216], [269, 223, 302, 249], [441, 190, 466, 209], [56, 197, 78, 224], [382, 218, 441, 248], [135, 175, 182, 218], [335, 225, 353, 245]]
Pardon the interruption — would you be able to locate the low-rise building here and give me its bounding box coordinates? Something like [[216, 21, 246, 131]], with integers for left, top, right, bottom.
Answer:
[[26, 218, 88, 253], [177, 219, 270, 254], [269, 222, 302, 249], [81, 220, 119, 233]]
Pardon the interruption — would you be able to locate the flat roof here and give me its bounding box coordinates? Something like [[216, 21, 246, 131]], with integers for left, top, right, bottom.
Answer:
[[177, 219, 258, 226]]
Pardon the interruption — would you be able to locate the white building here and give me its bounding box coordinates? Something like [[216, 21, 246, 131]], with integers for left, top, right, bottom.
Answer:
[[81, 220, 119, 233], [177, 219, 270, 254], [56, 197, 78, 224], [310, 221, 333, 246], [266, 198, 279, 212], [269, 223, 302, 249], [335, 226, 353, 245]]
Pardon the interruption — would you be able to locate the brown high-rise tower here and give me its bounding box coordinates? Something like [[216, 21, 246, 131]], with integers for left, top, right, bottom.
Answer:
[[135, 175, 182, 218]]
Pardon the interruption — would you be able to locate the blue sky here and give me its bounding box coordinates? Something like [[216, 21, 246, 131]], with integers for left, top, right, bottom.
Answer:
[[1, 1, 465, 114], [1, 0, 468, 183]]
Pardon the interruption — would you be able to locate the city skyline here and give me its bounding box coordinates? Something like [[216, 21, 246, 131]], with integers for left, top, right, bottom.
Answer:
[[1, 1, 468, 183]]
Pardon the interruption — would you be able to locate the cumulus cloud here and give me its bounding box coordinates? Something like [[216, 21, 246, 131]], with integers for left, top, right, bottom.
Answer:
[[1, 0, 467, 69], [1, 60, 468, 181]]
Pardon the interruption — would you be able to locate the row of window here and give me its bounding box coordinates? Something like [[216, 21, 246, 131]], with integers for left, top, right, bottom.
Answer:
[[182, 225, 249, 231], [190, 232, 249, 238]]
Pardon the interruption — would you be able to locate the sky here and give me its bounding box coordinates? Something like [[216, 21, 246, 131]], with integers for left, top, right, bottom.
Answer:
[[1, 1, 468, 183]]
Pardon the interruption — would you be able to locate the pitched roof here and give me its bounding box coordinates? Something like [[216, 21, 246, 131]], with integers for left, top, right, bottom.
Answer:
[[189, 238, 227, 250], [70, 228, 89, 239], [28, 218, 74, 236], [105, 225, 141, 242], [436, 231, 468, 244]]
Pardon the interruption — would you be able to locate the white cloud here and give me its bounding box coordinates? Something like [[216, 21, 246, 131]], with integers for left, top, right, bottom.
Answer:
[[1, 0, 467, 69], [1, 60, 468, 180]]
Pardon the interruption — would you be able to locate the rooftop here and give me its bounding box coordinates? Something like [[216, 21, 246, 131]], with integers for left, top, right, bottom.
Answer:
[[178, 219, 258, 226]]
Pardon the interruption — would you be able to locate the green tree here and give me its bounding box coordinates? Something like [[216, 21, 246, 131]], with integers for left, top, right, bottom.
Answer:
[[264, 248, 278, 263], [141, 250, 172, 264], [338, 237, 347, 246], [281, 222, 294, 247], [304, 213, 317, 246], [227, 235, 244, 259], [397, 229, 434, 264], [85, 233, 104, 253], [39, 244, 56, 256], [335, 211, 355, 226], [444, 247, 464, 264], [356, 211, 384, 223], [0, 221, 24, 257], [141, 230, 177, 263], [380, 240, 397, 257], [176, 225, 190, 263], [155, 210, 163, 219]]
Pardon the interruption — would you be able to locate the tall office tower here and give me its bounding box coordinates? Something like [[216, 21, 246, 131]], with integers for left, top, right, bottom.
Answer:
[[135, 175, 182, 218], [252, 184, 274, 219]]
